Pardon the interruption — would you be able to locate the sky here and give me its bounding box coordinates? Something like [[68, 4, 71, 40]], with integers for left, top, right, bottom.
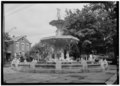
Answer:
[[5, 3, 86, 46]]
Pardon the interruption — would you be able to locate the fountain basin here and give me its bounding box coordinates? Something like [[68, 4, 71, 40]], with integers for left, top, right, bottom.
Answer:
[[17, 62, 100, 70], [15, 62, 102, 74]]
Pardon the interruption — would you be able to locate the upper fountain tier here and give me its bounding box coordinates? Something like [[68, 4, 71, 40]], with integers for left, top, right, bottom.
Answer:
[[41, 9, 79, 49], [49, 8, 66, 36], [49, 19, 65, 36]]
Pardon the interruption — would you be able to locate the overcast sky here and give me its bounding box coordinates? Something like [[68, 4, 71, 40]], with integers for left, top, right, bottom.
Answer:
[[5, 4, 86, 46]]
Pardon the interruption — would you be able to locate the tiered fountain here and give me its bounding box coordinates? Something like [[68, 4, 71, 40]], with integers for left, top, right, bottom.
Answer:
[[40, 8, 79, 63], [15, 9, 101, 73]]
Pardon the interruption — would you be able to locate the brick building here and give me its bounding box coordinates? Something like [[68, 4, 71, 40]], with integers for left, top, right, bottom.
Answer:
[[6, 35, 31, 59]]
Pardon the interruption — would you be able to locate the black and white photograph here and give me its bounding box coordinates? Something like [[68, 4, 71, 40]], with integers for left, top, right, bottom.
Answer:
[[1, 1, 119, 85]]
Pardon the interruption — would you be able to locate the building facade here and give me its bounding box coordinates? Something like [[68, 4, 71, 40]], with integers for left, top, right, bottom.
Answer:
[[7, 36, 31, 59]]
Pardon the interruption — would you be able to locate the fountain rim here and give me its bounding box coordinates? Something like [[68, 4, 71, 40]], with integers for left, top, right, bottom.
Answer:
[[40, 35, 79, 41]]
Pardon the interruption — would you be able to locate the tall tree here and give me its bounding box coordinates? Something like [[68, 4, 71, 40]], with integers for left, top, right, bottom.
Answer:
[[3, 32, 12, 63], [63, 2, 117, 56]]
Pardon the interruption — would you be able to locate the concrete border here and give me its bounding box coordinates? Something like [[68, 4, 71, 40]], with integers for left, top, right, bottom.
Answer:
[[105, 74, 117, 84]]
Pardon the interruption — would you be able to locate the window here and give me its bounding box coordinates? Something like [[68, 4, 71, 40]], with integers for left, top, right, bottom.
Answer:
[[16, 42, 19, 52], [21, 43, 24, 51], [26, 43, 29, 51]]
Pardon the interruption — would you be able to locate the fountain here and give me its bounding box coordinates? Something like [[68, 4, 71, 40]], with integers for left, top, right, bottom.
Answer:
[[40, 9, 79, 63], [13, 9, 101, 73], [39, 8, 79, 70]]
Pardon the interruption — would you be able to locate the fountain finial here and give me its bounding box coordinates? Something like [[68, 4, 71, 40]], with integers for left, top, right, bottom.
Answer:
[[50, 8, 65, 36], [57, 8, 61, 20]]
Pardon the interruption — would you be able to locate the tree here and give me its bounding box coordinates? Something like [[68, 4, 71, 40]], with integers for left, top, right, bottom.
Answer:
[[64, 5, 98, 55], [3, 32, 12, 63], [63, 2, 117, 56], [25, 42, 52, 61], [4, 33, 11, 50]]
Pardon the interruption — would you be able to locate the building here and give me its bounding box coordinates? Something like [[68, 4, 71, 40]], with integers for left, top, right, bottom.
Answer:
[[6, 35, 31, 59]]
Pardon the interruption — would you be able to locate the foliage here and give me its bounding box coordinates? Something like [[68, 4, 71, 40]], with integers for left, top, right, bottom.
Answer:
[[3, 32, 12, 51], [25, 42, 52, 60], [3, 32, 12, 63], [63, 2, 117, 55]]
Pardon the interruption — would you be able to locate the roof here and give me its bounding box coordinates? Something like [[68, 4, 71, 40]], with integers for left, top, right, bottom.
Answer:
[[12, 36, 24, 41], [12, 35, 31, 44]]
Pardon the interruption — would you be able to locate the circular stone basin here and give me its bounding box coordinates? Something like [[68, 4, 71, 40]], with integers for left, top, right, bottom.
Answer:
[[15, 62, 101, 73]]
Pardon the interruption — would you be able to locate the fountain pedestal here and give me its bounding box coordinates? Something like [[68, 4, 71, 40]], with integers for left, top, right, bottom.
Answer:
[[60, 50, 65, 61], [56, 59, 62, 70]]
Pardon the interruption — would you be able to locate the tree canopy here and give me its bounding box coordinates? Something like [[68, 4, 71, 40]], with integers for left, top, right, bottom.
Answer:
[[25, 42, 52, 60], [63, 2, 117, 55], [3, 32, 12, 63], [3, 32, 12, 51]]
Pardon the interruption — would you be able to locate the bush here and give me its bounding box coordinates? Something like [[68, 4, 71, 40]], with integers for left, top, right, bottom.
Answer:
[[108, 52, 114, 59], [25, 43, 50, 61], [26, 56, 33, 62], [19, 56, 25, 62]]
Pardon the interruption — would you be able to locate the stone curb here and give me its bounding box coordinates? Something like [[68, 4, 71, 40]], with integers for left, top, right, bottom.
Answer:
[[105, 74, 117, 84]]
